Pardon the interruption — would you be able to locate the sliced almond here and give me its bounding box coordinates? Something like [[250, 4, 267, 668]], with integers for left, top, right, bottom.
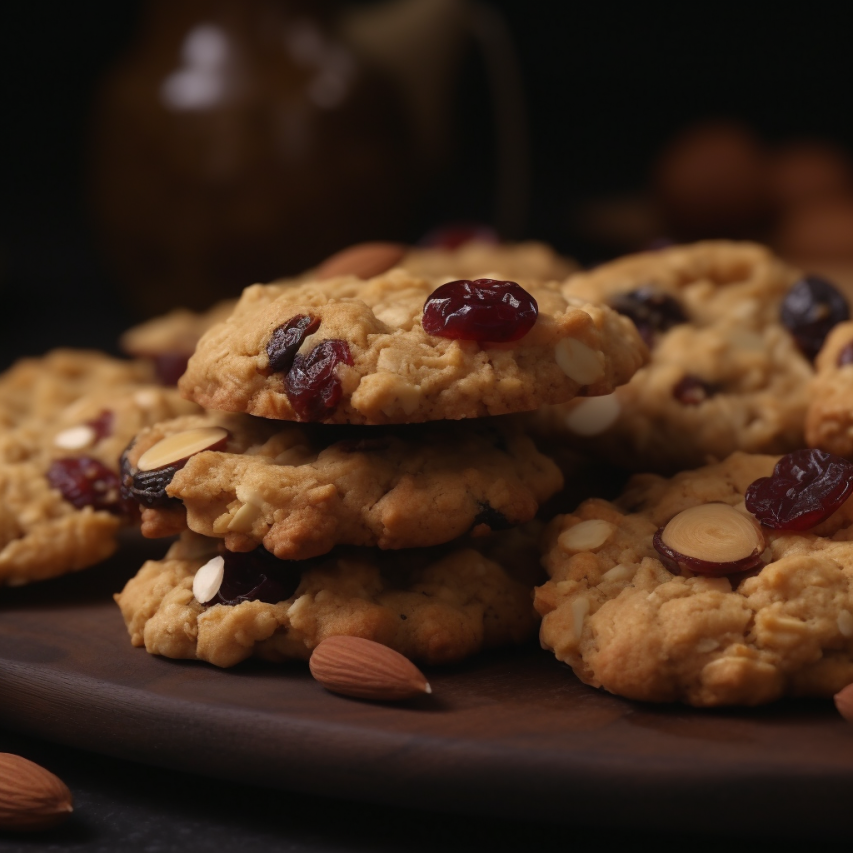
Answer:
[[564, 394, 621, 436], [54, 425, 96, 450], [309, 636, 431, 701], [0, 753, 73, 832], [315, 242, 407, 280], [137, 427, 229, 472], [555, 338, 605, 385], [654, 503, 766, 576], [193, 555, 225, 604], [558, 519, 615, 553]]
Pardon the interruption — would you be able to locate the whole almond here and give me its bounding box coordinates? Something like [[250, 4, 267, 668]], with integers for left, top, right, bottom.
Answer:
[[834, 682, 853, 722], [314, 242, 407, 281], [309, 636, 432, 701], [0, 753, 73, 832]]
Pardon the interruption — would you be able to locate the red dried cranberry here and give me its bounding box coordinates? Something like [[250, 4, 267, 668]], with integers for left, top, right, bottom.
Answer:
[[422, 279, 538, 342], [152, 352, 191, 386], [672, 375, 718, 405], [85, 410, 114, 441], [267, 315, 321, 373], [745, 448, 853, 530], [609, 287, 687, 347], [214, 548, 301, 605], [837, 342, 853, 367], [48, 457, 124, 515], [780, 276, 849, 361], [284, 339, 353, 421]]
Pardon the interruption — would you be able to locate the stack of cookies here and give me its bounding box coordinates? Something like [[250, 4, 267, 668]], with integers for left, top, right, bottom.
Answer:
[[114, 256, 647, 669]]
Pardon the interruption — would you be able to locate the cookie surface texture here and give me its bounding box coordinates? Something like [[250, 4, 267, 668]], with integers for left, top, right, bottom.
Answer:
[[536, 241, 815, 472], [806, 321, 853, 457], [123, 412, 562, 559], [115, 528, 541, 667], [178, 270, 647, 424], [535, 452, 853, 706], [0, 376, 198, 586]]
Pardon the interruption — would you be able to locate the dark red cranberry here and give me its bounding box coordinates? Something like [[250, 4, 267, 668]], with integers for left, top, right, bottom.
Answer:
[[837, 341, 853, 367], [152, 352, 191, 386], [213, 548, 301, 605], [422, 279, 538, 342], [472, 502, 511, 531], [48, 457, 124, 515], [119, 452, 181, 509], [284, 339, 353, 421], [85, 410, 114, 441], [418, 222, 498, 249], [673, 375, 718, 405], [780, 276, 849, 361], [267, 314, 321, 373], [608, 287, 687, 347], [745, 448, 853, 530]]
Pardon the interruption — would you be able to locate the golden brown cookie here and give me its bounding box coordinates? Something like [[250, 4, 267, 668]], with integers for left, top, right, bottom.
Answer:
[[806, 321, 853, 457], [0, 383, 198, 586], [178, 270, 647, 424], [121, 411, 562, 559], [535, 241, 821, 472], [115, 527, 542, 667], [535, 451, 853, 706]]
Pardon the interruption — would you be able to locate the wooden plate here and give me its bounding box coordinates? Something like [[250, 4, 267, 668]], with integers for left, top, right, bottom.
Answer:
[[1, 541, 852, 836]]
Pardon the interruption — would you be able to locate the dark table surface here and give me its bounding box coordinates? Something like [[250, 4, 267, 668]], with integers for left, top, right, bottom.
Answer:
[[0, 725, 847, 853]]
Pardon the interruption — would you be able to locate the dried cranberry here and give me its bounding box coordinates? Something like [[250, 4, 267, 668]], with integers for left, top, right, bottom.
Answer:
[[422, 279, 538, 342], [609, 287, 687, 347], [745, 448, 853, 530], [152, 352, 191, 386], [267, 315, 321, 373], [214, 548, 301, 605], [85, 410, 114, 441], [673, 375, 718, 405], [48, 457, 124, 515], [780, 276, 849, 361], [837, 342, 853, 367], [285, 339, 353, 421], [119, 452, 181, 509]]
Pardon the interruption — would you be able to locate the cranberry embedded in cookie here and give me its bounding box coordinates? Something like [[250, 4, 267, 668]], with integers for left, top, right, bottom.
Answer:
[[284, 339, 353, 421], [266, 315, 321, 374], [422, 279, 538, 342], [780, 275, 849, 361], [745, 448, 853, 530], [608, 286, 688, 346]]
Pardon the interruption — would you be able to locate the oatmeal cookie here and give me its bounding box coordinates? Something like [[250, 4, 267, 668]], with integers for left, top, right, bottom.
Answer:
[[535, 241, 822, 472], [0, 349, 154, 429], [115, 527, 541, 667], [0, 384, 198, 586], [121, 411, 562, 559], [806, 321, 853, 457], [178, 270, 647, 424], [535, 451, 853, 706]]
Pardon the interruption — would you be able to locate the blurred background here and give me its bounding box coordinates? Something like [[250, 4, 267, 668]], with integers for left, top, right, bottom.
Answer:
[[3, 1, 853, 369]]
